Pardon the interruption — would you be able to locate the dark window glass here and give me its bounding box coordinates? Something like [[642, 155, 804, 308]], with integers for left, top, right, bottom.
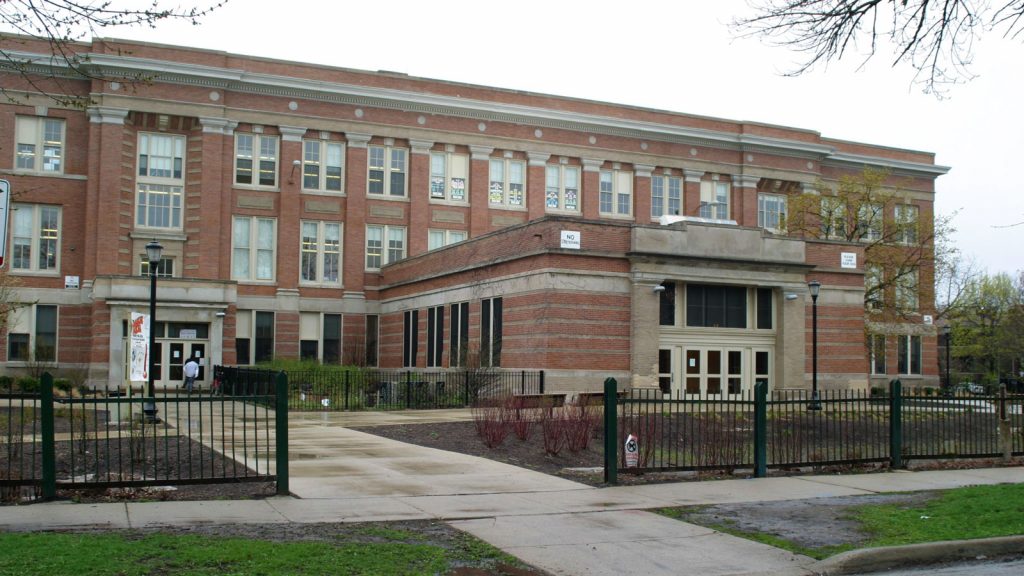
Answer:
[[910, 335, 922, 374], [35, 305, 57, 361], [8, 333, 29, 361], [686, 285, 747, 328], [403, 310, 419, 368], [659, 282, 676, 326], [236, 338, 251, 365], [323, 314, 342, 364], [492, 298, 502, 367], [300, 340, 318, 361], [481, 297, 503, 368], [254, 311, 274, 363], [756, 288, 773, 330], [364, 315, 379, 367], [427, 306, 444, 367], [449, 302, 469, 367], [755, 351, 769, 375]]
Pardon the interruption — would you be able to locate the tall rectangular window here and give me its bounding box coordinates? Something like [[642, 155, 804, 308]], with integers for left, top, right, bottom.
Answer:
[[898, 334, 922, 375], [820, 196, 847, 239], [449, 302, 470, 367], [323, 313, 342, 364], [428, 229, 467, 251], [403, 310, 419, 368], [686, 284, 747, 328], [300, 221, 342, 285], [15, 116, 64, 173], [427, 305, 445, 367], [895, 268, 919, 312], [895, 204, 920, 245], [489, 158, 526, 207], [136, 133, 185, 230], [699, 179, 730, 219], [365, 225, 406, 270], [303, 139, 344, 192], [545, 164, 580, 212], [365, 315, 379, 367], [865, 264, 884, 310], [758, 193, 786, 232], [870, 334, 886, 375], [5, 304, 57, 362], [756, 288, 773, 330], [11, 204, 60, 273], [658, 282, 676, 326], [299, 312, 320, 361], [254, 311, 275, 363], [481, 297, 503, 368], [430, 151, 468, 202], [368, 145, 407, 197], [651, 173, 682, 219], [232, 216, 276, 281], [857, 203, 883, 242], [235, 133, 279, 187], [599, 169, 633, 216], [140, 257, 174, 278]]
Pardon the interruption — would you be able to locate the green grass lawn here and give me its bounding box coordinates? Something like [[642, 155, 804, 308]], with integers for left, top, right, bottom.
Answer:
[[657, 482, 1024, 560], [0, 524, 525, 576]]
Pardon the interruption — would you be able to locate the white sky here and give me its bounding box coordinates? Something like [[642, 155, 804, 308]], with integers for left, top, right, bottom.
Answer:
[[103, 0, 1023, 275]]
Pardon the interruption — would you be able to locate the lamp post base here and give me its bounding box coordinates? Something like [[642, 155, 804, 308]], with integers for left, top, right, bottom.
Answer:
[[807, 390, 822, 411], [142, 401, 160, 423]]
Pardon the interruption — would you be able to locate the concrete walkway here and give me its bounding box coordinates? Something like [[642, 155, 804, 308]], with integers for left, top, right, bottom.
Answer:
[[4, 405, 1023, 576]]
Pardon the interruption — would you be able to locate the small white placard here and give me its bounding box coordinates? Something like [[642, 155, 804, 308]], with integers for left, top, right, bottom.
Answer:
[[64, 275, 80, 289], [923, 315, 933, 325], [180, 329, 197, 339], [560, 230, 581, 250], [840, 252, 857, 269]]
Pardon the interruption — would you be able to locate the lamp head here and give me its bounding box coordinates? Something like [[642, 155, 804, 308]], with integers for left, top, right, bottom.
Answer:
[[653, 284, 666, 293], [145, 239, 164, 265], [807, 280, 821, 299]]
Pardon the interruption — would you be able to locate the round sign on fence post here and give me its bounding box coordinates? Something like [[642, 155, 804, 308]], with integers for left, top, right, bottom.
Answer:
[[624, 434, 639, 468]]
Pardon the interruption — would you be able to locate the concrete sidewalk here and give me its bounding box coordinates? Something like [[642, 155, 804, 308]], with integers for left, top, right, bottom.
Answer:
[[2, 467, 1021, 576]]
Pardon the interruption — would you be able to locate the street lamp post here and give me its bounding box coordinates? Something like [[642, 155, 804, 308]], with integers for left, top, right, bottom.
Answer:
[[808, 280, 822, 411], [143, 240, 163, 422], [943, 324, 952, 393]]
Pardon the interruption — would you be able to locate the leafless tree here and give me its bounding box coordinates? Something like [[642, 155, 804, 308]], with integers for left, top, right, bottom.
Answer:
[[733, 0, 1024, 95], [1, 0, 225, 107]]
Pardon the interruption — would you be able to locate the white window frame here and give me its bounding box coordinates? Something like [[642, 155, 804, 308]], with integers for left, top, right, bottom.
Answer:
[[429, 151, 469, 203], [599, 168, 633, 217], [898, 334, 922, 375], [488, 157, 526, 208], [545, 164, 580, 213], [365, 224, 406, 270], [302, 139, 344, 193], [857, 203, 883, 242], [820, 196, 847, 240], [757, 193, 787, 233], [235, 133, 279, 188], [6, 304, 58, 362], [895, 204, 920, 245], [699, 178, 731, 220], [299, 312, 344, 363], [428, 228, 468, 251], [869, 334, 886, 375], [367, 144, 408, 197], [136, 132, 185, 230], [140, 256, 174, 278], [300, 220, 343, 286], [15, 116, 65, 174], [10, 204, 60, 274], [865, 264, 884, 311], [895, 268, 919, 312], [232, 216, 277, 282], [651, 173, 682, 219]]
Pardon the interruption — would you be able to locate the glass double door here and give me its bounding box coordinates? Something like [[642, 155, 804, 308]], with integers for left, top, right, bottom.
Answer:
[[658, 346, 771, 396], [126, 339, 207, 388]]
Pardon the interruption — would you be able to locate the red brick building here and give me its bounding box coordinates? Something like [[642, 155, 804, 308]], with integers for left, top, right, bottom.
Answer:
[[0, 37, 947, 392]]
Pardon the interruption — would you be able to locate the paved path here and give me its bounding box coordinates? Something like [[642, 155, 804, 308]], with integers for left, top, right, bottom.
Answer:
[[5, 404, 1023, 576]]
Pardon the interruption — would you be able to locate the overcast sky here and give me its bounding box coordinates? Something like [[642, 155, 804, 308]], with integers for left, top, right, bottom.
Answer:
[[102, 0, 1023, 275]]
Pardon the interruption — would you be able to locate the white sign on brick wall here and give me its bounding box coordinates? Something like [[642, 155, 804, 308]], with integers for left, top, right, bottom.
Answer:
[[840, 252, 857, 269], [560, 230, 581, 250]]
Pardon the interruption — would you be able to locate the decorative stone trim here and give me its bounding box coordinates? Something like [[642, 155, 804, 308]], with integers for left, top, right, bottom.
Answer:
[[683, 169, 705, 183], [409, 139, 435, 155], [469, 145, 494, 160], [634, 164, 655, 178], [278, 125, 307, 142], [527, 152, 550, 167], [582, 158, 603, 173], [199, 117, 236, 135], [732, 174, 759, 188], [345, 133, 372, 148], [87, 107, 128, 125]]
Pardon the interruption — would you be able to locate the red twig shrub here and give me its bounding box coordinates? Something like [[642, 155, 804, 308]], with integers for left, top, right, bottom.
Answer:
[[472, 398, 511, 448], [507, 396, 536, 441], [540, 406, 567, 455], [565, 398, 599, 452]]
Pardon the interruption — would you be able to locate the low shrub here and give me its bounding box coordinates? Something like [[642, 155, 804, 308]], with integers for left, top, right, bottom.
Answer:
[[16, 377, 39, 393]]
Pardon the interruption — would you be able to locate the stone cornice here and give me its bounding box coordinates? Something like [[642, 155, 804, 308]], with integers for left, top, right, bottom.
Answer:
[[87, 106, 128, 124], [6, 48, 946, 179], [199, 117, 237, 135], [345, 133, 372, 148], [469, 145, 494, 160], [278, 125, 307, 142]]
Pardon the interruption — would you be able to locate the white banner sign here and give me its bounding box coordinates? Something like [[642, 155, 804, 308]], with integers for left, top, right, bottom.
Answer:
[[129, 312, 150, 382]]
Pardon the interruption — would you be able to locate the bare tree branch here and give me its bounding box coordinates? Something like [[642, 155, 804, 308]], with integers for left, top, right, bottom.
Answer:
[[0, 0, 226, 107], [734, 0, 1024, 95]]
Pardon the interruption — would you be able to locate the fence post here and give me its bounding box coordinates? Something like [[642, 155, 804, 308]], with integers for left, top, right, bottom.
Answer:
[[998, 385, 1012, 461], [405, 371, 412, 409], [344, 371, 350, 411], [539, 370, 545, 394], [463, 371, 470, 407], [889, 379, 903, 469], [40, 372, 56, 501], [275, 371, 289, 496], [603, 377, 618, 485], [753, 381, 767, 478]]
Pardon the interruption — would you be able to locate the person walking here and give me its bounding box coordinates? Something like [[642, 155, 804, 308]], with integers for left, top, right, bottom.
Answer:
[[183, 356, 200, 393]]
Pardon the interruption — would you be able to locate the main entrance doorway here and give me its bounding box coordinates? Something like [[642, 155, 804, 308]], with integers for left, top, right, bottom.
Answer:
[[124, 321, 209, 388], [658, 345, 772, 396]]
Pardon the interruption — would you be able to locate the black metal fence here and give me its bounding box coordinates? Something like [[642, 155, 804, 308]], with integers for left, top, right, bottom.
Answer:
[[603, 379, 1024, 483], [1, 372, 288, 503], [225, 366, 545, 411]]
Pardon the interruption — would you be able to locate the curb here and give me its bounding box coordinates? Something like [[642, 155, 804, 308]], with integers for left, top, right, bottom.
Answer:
[[811, 535, 1024, 574]]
